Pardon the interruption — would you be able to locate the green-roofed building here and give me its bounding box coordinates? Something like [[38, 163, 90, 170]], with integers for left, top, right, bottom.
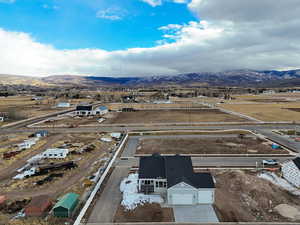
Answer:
[[53, 192, 79, 218]]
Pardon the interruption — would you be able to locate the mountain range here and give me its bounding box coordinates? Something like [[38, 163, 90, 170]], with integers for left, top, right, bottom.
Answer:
[[1, 69, 300, 88]]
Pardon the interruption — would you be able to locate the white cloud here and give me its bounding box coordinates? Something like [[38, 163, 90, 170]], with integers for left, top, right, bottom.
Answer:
[[140, 0, 162, 7], [96, 7, 126, 20], [0, 0, 300, 77]]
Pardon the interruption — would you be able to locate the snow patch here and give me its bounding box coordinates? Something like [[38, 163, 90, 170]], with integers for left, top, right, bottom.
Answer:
[[258, 172, 300, 196], [120, 173, 163, 210]]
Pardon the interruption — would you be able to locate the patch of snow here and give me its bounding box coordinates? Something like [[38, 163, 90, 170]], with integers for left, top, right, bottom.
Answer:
[[258, 172, 300, 195], [120, 173, 163, 210]]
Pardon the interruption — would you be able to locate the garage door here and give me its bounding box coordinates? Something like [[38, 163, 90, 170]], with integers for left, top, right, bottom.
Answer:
[[198, 191, 213, 204], [172, 193, 194, 205]]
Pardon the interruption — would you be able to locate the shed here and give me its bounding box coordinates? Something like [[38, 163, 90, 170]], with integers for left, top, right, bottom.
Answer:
[[24, 195, 52, 217], [35, 130, 49, 138], [57, 102, 70, 108], [53, 193, 79, 218]]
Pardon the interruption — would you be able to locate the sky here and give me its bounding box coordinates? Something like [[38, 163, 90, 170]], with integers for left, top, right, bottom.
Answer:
[[0, 0, 299, 77]]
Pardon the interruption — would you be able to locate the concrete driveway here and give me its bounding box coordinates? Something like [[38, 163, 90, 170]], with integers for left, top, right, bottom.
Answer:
[[173, 205, 219, 223]]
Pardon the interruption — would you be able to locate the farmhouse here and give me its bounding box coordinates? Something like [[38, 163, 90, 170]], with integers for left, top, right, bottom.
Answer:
[[282, 157, 300, 188], [42, 148, 69, 159], [138, 154, 215, 205], [75, 105, 108, 116]]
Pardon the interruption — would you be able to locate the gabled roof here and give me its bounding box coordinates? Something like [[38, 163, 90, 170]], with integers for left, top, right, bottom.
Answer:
[[76, 105, 93, 111], [53, 193, 79, 210], [138, 154, 215, 189], [293, 157, 300, 170]]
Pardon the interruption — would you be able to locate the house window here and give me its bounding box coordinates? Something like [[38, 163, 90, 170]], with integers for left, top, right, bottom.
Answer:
[[158, 181, 167, 188], [144, 180, 153, 185]]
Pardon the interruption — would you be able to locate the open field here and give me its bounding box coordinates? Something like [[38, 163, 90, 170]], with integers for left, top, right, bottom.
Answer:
[[114, 203, 174, 223], [137, 136, 289, 155], [105, 109, 248, 124], [106, 102, 208, 111], [220, 103, 300, 122], [214, 170, 300, 222]]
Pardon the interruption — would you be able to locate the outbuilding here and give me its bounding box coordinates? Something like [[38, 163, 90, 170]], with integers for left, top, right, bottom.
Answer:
[[53, 193, 79, 218], [57, 102, 70, 108], [282, 157, 300, 187], [35, 130, 49, 138], [24, 195, 52, 217], [42, 148, 69, 159]]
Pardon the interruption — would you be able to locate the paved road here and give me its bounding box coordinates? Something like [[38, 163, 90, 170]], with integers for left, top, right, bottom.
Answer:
[[117, 156, 293, 168], [88, 166, 130, 223], [121, 136, 139, 158]]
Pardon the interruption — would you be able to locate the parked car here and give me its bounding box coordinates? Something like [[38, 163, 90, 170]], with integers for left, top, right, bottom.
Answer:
[[262, 159, 278, 165]]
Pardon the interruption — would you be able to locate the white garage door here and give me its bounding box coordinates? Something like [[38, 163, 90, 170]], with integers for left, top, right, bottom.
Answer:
[[198, 191, 213, 204], [172, 193, 194, 205]]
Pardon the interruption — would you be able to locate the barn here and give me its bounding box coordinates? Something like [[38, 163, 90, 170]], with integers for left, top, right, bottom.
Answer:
[[24, 195, 52, 217], [53, 192, 79, 218], [138, 154, 215, 205], [282, 157, 300, 187]]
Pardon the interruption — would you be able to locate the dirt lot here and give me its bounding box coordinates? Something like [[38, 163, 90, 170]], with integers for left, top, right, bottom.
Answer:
[[0, 133, 116, 199], [114, 203, 174, 222], [214, 170, 300, 222], [105, 109, 248, 124], [137, 136, 288, 154]]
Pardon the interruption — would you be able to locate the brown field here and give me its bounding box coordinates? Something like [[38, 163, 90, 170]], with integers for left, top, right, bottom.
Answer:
[[114, 203, 174, 223], [106, 102, 208, 111], [220, 103, 300, 122], [105, 109, 248, 124], [214, 170, 300, 222], [137, 136, 288, 154]]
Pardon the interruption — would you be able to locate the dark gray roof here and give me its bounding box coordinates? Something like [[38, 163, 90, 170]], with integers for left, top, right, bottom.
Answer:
[[138, 154, 215, 189], [76, 105, 93, 111], [138, 154, 166, 179], [293, 157, 300, 170]]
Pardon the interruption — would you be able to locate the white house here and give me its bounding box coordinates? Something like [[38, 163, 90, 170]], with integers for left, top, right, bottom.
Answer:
[[282, 157, 300, 188], [42, 148, 69, 159], [57, 102, 70, 108], [75, 105, 108, 116], [138, 154, 215, 205]]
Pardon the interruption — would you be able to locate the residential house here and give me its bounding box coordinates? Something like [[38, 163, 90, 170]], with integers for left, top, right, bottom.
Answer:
[[138, 154, 215, 205], [282, 157, 300, 188], [75, 105, 108, 116], [42, 148, 69, 159]]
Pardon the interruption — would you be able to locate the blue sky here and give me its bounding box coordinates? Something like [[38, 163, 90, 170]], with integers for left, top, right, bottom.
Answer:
[[0, 0, 196, 50], [0, 0, 299, 77]]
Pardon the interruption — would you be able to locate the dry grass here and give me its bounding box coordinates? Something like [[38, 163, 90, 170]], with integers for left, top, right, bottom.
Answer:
[[220, 103, 300, 122], [106, 102, 208, 110]]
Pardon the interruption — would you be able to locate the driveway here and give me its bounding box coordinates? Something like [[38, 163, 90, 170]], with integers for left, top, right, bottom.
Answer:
[[173, 205, 219, 223], [88, 166, 130, 223]]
